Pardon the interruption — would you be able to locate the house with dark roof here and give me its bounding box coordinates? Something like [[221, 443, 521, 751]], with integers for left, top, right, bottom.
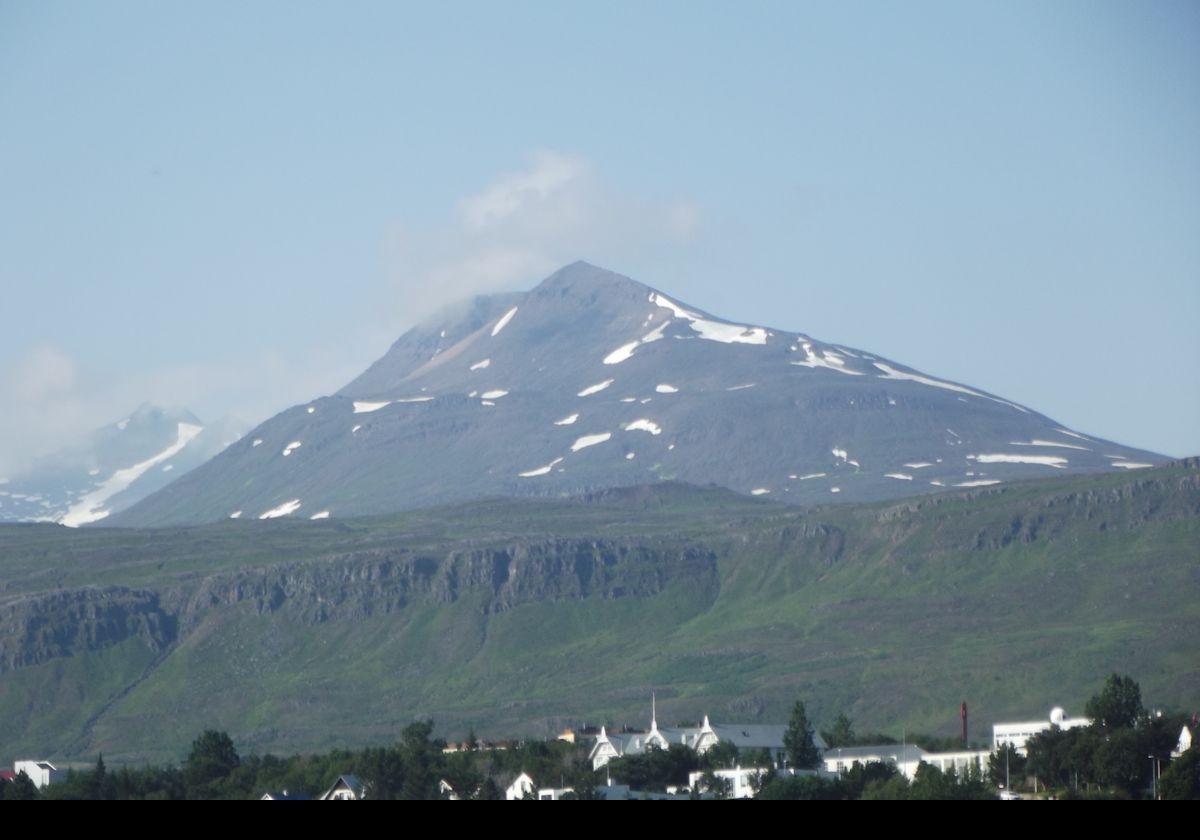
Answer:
[[320, 773, 366, 800]]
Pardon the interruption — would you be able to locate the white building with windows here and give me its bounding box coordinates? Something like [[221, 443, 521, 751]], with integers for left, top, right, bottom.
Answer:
[[822, 744, 990, 781], [992, 707, 1089, 755]]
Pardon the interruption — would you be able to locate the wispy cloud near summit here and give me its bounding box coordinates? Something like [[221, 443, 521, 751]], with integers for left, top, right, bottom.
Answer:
[[383, 150, 701, 327]]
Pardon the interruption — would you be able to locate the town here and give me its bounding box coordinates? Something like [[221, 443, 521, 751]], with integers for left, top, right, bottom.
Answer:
[[3, 675, 1195, 800]]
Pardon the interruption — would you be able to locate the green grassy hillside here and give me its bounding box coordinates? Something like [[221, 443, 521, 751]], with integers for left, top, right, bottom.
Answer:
[[1, 462, 1196, 763]]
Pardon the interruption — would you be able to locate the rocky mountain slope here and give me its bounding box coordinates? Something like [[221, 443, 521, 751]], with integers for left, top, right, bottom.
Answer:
[[112, 262, 1164, 527]]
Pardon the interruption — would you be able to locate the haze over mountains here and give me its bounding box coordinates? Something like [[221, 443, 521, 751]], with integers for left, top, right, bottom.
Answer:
[[0, 404, 244, 526], [110, 262, 1164, 528]]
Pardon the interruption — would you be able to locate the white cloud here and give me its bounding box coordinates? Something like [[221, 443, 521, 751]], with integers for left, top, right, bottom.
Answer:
[[383, 150, 702, 327], [459, 150, 589, 231], [7, 343, 80, 404]]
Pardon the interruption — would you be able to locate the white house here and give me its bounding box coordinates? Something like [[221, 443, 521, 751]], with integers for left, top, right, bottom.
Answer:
[[319, 773, 365, 800], [992, 706, 1089, 755], [505, 771, 536, 800], [12, 761, 64, 789], [587, 701, 826, 771], [1173, 725, 1193, 758]]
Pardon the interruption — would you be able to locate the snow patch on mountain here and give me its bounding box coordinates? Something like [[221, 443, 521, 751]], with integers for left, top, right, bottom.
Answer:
[[1009, 439, 1090, 451], [874, 361, 1029, 413], [519, 457, 563, 477], [60, 422, 205, 527], [602, 319, 668, 364], [969, 453, 1067, 468], [578, 379, 614, 397], [649, 292, 768, 345], [259, 499, 301, 519], [491, 306, 519, 336], [554, 413, 579, 426], [570, 433, 611, 452], [1055, 428, 1090, 441], [625, 419, 662, 435], [792, 342, 863, 375], [353, 400, 391, 414], [470, 359, 491, 371], [603, 341, 640, 365]]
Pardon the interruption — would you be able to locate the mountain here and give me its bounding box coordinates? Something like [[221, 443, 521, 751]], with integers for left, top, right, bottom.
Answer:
[[2, 461, 1196, 761], [111, 262, 1165, 527], [0, 404, 245, 526]]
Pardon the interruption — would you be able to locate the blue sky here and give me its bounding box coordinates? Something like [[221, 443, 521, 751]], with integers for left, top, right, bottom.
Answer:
[[2, 1, 1197, 472]]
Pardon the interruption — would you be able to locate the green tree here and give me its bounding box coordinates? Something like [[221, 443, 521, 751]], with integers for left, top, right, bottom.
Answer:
[[611, 743, 699, 790], [1025, 725, 1082, 790], [701, 739, 739, 770], [822, 712, 856, 748], [359, 745, 405, 800], [1094, 728, 1145, 795], [840, 760, 899, 799], [988, 743, 1027, 789], [1159, 747, 1199, 800], [4, 771, 40, 800], [748, 764, 776, 795], [698, 769, 732, 799], [784, 700, 821, 769], [1085, 673, 1144, 731], [757, 774, 847, 800], [87, 753, 114, 799], [185, 730, 240, 793], [398, 720, 442, 800]]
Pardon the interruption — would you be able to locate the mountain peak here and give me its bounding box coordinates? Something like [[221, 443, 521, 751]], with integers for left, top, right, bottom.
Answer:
[[127, 402, 203, 428], [113, 264, 1168, 527], [533, 260, 643, 291]]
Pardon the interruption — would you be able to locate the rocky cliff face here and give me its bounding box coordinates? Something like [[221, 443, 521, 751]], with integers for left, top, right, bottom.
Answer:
[[0, 587, 175, 671], [0, 538, 718, 672]]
